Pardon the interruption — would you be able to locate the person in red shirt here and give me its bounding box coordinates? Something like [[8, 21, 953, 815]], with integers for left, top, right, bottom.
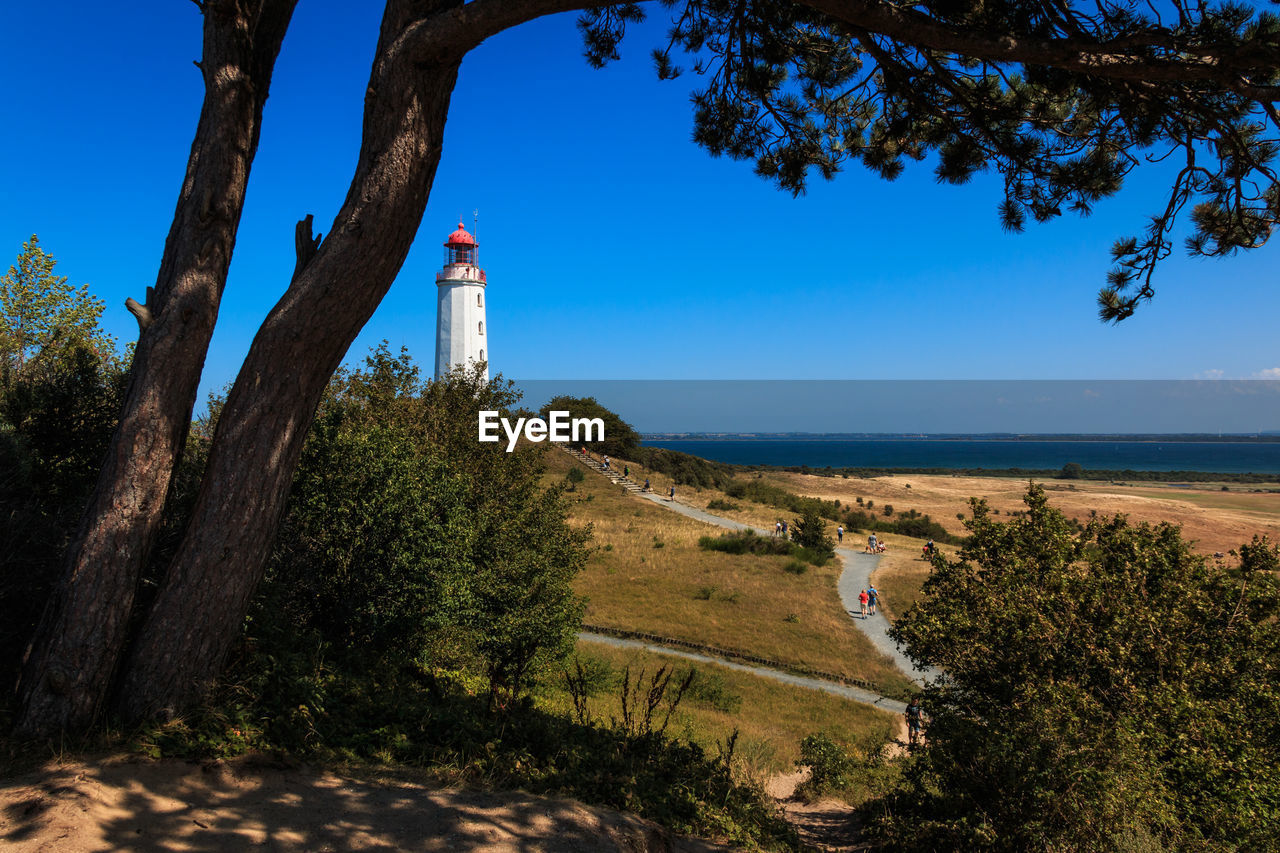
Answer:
[[858, 588, 870, 618]]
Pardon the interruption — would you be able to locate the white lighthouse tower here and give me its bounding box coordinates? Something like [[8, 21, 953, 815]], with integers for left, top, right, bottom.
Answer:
[[434, 220, 488, 381]]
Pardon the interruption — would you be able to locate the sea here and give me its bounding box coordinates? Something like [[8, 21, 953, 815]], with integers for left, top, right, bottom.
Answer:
[[640, 438, 1280, 474]]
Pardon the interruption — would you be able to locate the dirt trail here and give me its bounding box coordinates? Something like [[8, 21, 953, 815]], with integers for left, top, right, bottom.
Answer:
[[0, 756, 728, 853]]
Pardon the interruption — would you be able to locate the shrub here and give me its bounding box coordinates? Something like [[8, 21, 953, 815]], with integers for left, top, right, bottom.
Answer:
[[539, 394, 640, 458], [627, 446, 735, 489], [791, 507, 835, 557], [698, 529, 791, 556], [881, 488, 1280, 851], [798, 732, 857, 794], [792, 546, 832, 567], [264, 346, 589, 706], [723, 478, 843, 520], [843, 509, 961, 545], [706, 497, 741, 511], [698, 529, 831, 565]]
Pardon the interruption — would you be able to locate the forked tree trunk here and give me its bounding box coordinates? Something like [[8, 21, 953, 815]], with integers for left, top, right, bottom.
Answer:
[[13, 0, 298, 738], [115, 0, 463, 721]]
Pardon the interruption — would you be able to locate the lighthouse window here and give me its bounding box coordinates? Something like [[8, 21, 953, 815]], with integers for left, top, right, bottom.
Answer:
[[480, 349, 485, 362], [477, 293, 483, 307], [478, 321, 484, 335]]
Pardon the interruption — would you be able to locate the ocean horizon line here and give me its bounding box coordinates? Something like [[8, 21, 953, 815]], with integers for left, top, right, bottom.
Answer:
[[641, 432, 1280, 441]]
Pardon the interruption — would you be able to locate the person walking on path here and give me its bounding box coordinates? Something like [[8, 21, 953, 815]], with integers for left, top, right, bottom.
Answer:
[[774, 520, 782, 537], [858, 588, 870, 618], [867, 533, 878, 553], [623, 464, 629, 479], [867, 585, 879, 616], [837, 524, 844, 544], [668, 485, 675, 502], [906, 697, 925, 747], [643, 477, 650, 491]]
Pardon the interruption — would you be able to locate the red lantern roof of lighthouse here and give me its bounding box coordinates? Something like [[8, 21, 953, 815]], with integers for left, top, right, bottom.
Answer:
[[443, 222, 477, 247]]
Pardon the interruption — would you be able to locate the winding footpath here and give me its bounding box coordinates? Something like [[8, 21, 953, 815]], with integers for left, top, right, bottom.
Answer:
[[571, 448, 932, 717], [632, 489, 930, 686], [579, 632, 906, 716]]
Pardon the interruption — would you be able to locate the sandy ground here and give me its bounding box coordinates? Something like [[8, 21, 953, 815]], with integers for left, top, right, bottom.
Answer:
[[766, 471, 1280, 556], [0, 749, 912, 853], [760, 719, 908, 853], [0, 756, 731, 853]]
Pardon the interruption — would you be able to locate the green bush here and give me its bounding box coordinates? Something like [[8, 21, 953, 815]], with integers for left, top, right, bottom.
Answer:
[[0, 239, 128, 697], [724, 477, 843, 521], [263, 346, 588, 706], [698, 529, 830, 566], [879, 487, 1280, 852], [798, 732, 857, 794], [628, 446, 736, 489], [706, 497, 741, 511], [698, 529, 791, 556], [539, 394, 640, 458], [842, 509, 961, 545], [790, 507, 835, 556]]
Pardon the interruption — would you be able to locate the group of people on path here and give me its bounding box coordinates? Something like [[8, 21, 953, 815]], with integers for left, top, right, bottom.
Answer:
[[865, 533, 887, 553], [857, 585, 880, 618], [578, 448, 669, 499]]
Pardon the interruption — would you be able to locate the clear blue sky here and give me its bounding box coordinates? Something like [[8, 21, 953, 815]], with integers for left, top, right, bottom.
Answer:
[[3, 1, 1278, 410]]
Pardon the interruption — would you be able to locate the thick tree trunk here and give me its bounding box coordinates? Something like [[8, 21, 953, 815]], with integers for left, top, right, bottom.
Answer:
[[115, 0, 463, 721], [13, 0, 297, 738]]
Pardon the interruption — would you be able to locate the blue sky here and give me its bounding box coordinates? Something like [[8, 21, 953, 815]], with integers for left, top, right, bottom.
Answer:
[[3, 0, 1278, 409]]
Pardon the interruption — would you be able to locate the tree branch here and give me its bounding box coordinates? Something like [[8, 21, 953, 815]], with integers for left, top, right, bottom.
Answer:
[[293, 213, 322, 282], [394, 0, 611, 64], [801, 0, 1280, 94]]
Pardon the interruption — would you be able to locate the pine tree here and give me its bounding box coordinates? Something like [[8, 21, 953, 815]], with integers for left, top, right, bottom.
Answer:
[[0, 236, 113, 390]]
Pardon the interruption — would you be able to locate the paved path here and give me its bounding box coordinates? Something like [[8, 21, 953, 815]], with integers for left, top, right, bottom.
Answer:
[[636, 489, 933, 686], [835, 546, 933, 686], [580, 632, 907, 715]]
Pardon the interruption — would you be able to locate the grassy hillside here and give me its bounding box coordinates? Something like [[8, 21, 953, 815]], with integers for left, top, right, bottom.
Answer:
[[545, 449, 914, 698]]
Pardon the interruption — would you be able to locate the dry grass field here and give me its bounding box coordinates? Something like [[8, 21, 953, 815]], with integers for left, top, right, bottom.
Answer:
[[761, 469, 1280, 557], [544, 450, 913, 697], [539, 639, 898, 780], [752, 467, 1280, 633]]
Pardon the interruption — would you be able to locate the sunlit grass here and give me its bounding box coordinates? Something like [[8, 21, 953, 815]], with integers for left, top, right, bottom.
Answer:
[[535, 639, 898, 782], [544, 450, 913, 696]]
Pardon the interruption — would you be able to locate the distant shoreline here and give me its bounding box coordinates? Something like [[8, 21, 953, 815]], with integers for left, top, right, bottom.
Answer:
[[637, 437, 1280, 478]]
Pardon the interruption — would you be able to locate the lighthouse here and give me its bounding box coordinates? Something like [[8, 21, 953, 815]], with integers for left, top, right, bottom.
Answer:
[[434, 220, 488, 381]]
